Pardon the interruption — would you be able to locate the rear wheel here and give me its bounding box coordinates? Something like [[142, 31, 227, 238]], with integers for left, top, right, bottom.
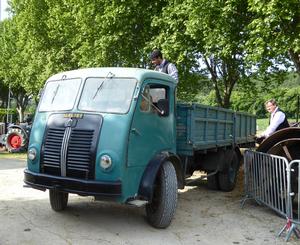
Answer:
[[218, 151, 239, 192], [146, 161, 178, 228], [49, 190, 69, 211], [207, 171, 220, 190]]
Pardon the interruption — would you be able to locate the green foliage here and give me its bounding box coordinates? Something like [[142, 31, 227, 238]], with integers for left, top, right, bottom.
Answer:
[[0, 108, 16, 122], [247, 0, 300, 73], [257, 117, 297, 134], [256, 118, 269, 134], [0, 0, 300, 115], [149, 0, 257, 108], [0, 108, 16, 114], [1, 0, 168, 120], [3, 0, 168, 85], [230, 72, 300, 117], [0, 18, 32, 122]]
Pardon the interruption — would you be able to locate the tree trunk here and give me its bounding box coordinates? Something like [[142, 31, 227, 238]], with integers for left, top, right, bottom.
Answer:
[[289, 50, 300, 73], [15, 92, 30, 123], [16, 107, 24, 123], [222, 92, 231, 109], [0, 84, 9, 108], [204, 56, 238, 108]]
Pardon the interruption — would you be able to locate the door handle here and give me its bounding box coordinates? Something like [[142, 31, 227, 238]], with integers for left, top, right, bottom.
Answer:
[[131, 128, 141, 136]]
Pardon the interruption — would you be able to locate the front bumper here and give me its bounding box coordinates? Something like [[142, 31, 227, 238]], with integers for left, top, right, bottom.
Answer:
[[24, 169, 122, 197]]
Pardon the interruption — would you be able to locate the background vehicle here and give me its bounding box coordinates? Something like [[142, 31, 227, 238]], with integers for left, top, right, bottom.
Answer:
[[24, 68, 255, 228], [0, 119, 32, 153]]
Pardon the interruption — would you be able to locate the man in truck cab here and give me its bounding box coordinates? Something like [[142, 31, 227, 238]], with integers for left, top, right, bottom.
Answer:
[[150, 49, 179, 83]]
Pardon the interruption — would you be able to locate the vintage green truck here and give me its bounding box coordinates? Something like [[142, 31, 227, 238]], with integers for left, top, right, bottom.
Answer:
[[24, 68, 255, 228]]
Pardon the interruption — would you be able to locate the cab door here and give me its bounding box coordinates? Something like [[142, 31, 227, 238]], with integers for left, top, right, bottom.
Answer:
[[127, 81, 175, 167]]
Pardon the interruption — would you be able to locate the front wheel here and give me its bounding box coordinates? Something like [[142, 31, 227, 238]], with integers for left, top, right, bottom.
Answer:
[[146, 161, 178, 228], [49, 190, 69, 211], [218, 151, 239, 192]]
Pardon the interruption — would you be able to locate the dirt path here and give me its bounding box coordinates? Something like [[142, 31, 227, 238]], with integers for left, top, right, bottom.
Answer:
[[0, 158, 298, 245]]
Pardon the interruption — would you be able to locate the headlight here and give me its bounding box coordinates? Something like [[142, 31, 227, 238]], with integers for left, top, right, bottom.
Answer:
[[100, 155, 112, 170], [28, 148, 37, 161]]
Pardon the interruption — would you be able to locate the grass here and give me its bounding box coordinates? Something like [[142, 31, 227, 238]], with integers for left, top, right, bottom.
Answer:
[[0, 151, 27, 160], [256, 118, 269, 134], [256, 117, 297, 135]]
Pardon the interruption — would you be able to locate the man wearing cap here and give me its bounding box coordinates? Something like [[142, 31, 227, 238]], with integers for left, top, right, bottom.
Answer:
[[150, 49, 179, 83]]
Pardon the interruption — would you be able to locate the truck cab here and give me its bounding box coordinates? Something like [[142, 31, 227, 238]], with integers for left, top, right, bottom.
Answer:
[[24, 68, 181, 228]]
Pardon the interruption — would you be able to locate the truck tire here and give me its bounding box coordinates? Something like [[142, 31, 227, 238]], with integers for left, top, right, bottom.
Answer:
[[146, 161, 178, 228], [207, 172, 220, 190], [218, 151, 239, 192], [49, 190, 69, 211], [5, 127, 27, 153]]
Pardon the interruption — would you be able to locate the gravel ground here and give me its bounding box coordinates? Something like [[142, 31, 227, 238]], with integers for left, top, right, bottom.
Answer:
[[0, 157, 299, 245]]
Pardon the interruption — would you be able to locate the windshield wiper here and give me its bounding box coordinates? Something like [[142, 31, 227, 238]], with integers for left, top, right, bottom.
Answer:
[[92, 71, 115, 100], [93, 81, 104, 99], [51, 84, 60, 104]]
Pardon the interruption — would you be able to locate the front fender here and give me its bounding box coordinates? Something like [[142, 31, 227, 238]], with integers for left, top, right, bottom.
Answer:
[[138, 152, 183, 201]]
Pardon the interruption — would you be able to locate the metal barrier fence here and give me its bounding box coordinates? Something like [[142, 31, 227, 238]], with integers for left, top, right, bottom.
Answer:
[[242, 150, 290, 217], [278, 159, 300, 241], [242, 150, 300, 241]]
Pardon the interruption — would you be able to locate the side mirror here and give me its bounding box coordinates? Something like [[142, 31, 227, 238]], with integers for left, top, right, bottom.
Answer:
[[157, 99, 169, 117]]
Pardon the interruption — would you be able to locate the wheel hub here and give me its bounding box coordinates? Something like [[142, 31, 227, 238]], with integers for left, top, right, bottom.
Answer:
[[9, 134, 22, 149]]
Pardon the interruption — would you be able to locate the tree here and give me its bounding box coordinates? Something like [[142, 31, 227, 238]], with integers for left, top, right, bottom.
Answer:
[[70, 0, 169, 67], [1, 0, 169, 120], [7, 0, 169, 85], [10, 0, 168, 70], [247, 0, 300, 73], [5, 0, 298, 112], [150, 0, 255, 108], [0, 19, 30, 122]]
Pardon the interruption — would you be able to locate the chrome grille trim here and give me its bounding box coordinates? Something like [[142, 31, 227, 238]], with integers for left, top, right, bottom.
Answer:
[[60, 126, 72, 177]]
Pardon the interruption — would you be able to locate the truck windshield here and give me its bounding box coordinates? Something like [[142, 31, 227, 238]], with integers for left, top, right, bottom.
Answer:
[[38, 78, 81, 112], [78, 77, 137, 113]]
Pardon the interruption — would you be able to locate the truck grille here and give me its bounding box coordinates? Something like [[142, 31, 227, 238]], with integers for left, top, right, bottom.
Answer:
[[67, 129, 94, 178], [41, 128, 95, 179], [41, 113, 102, 180], [42, 128, 64, 174]]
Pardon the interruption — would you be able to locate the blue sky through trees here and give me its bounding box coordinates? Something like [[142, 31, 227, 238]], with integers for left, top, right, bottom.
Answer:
[[0, 0, 8, 20]]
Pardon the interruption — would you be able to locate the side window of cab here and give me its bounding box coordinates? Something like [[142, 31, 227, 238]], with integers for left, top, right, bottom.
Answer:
[[139, 84, 170, 117]]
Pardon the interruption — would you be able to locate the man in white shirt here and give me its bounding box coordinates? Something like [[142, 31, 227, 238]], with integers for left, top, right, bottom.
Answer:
[[257, 99, 289, 143], [150, 49, 179, 83]]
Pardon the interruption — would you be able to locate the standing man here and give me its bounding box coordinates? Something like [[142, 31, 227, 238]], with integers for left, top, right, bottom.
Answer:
[[150, 49, 179, 83], [257, 99, 289, 143]]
